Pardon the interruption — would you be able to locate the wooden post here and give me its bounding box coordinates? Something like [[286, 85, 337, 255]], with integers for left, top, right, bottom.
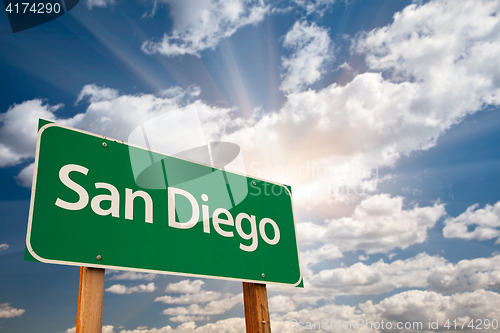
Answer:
[[76, 267, 105, 333], [243, 282, 271, 333]]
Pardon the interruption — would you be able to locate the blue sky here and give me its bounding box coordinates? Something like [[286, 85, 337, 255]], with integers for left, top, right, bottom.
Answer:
[[2, 0, 500, 332]]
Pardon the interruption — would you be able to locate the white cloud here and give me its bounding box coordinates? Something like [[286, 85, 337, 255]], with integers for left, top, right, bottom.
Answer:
[[302, 253, 500, 299], [308, 252, 445, 296], [141, 0, 269, 57], [0, 84, 232, 186], [76, 84, 119, 104], [361, 289, 500, 333], [157, 279, 229, 318], [15, 162, 34, 188], [109, 272, 158, 281], [0, 303, 25, 318], [271, 289, 500, 333], [155, 291, 222, 304], [443, 201, 500, 242], [63, 325, 114, 333], [299, 244, 343, 278], [165, 280, 205, 294], [0, 100, 61, 167], [0, 244, 9, 251], [161, 293, 242, 317], [105, 282, 156, 294], [356, 0, 500, 103], [118, 318, 245, 333], [387, 253, 397, 260], [169, 315, 208, 323], [268, 295, 297, 313], [224, 0, 500, 207], [427, 255, 500, 293], [117, 322, 195, 333], [86, 0, 114, 10], [63, 85, 198, 142], [292, 0, 336, 15], [298, 194, 445, 254], [142, 1, 158, 19], [271, 253, 500, 304], [280, 21, 332, 93]]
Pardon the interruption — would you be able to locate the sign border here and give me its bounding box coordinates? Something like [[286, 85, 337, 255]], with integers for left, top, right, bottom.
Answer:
[[26, 122, 303, 287]]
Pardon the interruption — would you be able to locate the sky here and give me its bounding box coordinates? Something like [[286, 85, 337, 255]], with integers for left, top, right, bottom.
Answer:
[[1, 0, 500, 332]]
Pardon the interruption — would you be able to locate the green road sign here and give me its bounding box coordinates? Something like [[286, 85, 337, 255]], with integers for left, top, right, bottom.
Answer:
[[26, 121, 302, 286]]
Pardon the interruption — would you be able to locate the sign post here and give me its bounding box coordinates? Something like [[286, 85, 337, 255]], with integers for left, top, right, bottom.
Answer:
[[76, 267, 105, 333], [26, 121, 302, 332], [243, 282, 271, 333]]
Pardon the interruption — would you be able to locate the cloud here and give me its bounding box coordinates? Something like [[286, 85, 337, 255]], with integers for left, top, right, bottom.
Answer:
[[161, 293, 242, 317], [15, 162, 34, 188], [165, 280, 205, 294], [75, 84, 119, 104], [223, 0, 500, 206], [117, 322, 196, 333], [168, 315, 208, 323], [427, 255, 500, 293], [0, 303, 25, 318], [307, 252, 445, 296], [300, 253, 500, 299], [142, 1, 158, 19], [156, 280, 242, 322], [86, 0, 114, 10], [109, 272, 158, 281], [268, 295, 297, 313], [298, 194, 445, 254], [361, 289, 500, 332], [292, 0, 336, 15], [155, 291, 222, 304], [118, 318, 245, 333], [63, 325, 114, 333], [443, 201, 500, 243], [299, 244, 343, 278], [0, 84, 232, 187], [271, 289, 500, 333], [0, 100, 61, 167], [280, 21, 333, 93], [105, 283, 156, 294], [356, 0, 500, 102], [141, 0, 269, 57], [0, 244, 9, 251]]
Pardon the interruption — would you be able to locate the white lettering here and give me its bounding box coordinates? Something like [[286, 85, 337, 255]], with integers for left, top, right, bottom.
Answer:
[[212, 208, 234, 237], [91, 183, 120, 217], [201, 194, 210, 233], [168, 187, 199, 229], [235, 213, 258, 252], [259, 218, 280, 245], [125, 188, 153, 223], [54, 164, 284, 252], [55, 164, 89, 210]]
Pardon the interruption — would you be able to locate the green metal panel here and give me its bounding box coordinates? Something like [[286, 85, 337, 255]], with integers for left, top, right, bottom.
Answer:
[[26, 121, 302, 286]]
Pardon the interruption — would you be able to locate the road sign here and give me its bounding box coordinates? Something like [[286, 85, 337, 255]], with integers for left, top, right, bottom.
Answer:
[[26, 121, 302, 286]]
